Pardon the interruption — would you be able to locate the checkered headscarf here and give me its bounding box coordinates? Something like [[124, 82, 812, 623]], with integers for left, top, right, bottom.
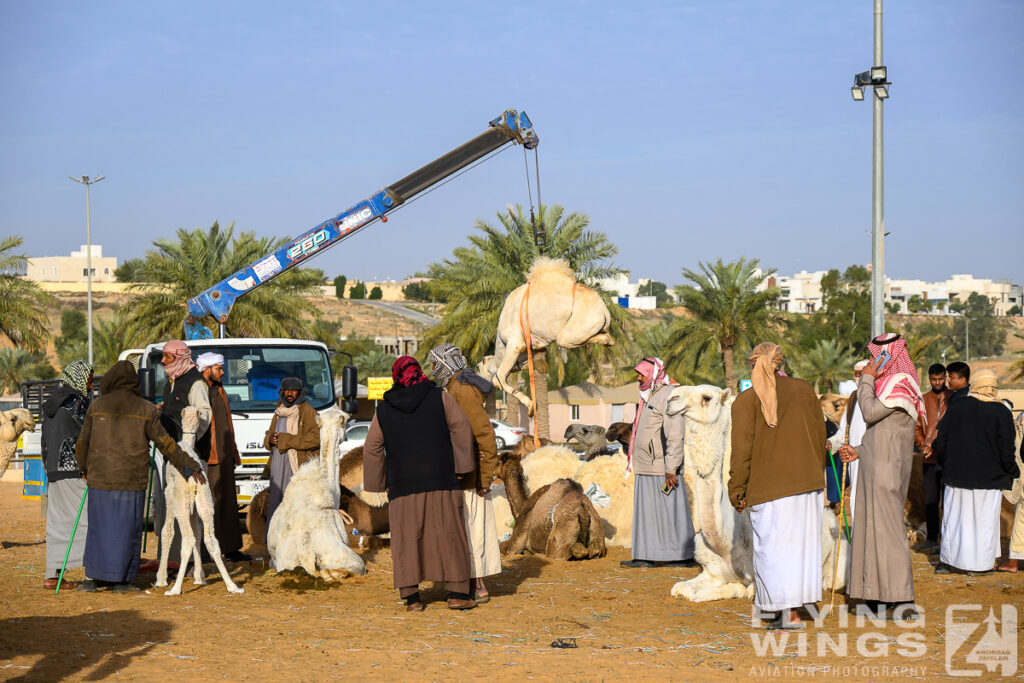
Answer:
[[59, 360, 93, 397], [429, 343, 467, 388]]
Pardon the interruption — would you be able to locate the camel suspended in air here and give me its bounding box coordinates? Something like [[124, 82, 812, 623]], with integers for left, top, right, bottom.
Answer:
[[481, 257, 614, 414]]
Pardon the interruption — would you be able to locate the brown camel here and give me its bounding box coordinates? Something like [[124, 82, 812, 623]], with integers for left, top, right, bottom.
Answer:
[[498, 454, 605, 561], [819, 393, 846, 426], [605, 422, 632, 451]]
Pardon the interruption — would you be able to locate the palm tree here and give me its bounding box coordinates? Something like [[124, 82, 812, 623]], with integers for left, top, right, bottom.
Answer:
[[665, 258, 782, 393], [123, 222, 326, 345], [0, 348, 55, 394], [0, 235, 51, 351], [421, 204, 632, 439], [788, 339, 856, 393], [354, 348, 398, 379]]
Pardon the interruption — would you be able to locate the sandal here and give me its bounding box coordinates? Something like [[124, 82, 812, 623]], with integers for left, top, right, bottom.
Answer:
[[472, 592, 490, 604]]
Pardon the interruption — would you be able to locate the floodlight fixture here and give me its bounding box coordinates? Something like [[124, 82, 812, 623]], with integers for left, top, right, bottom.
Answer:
[[870, 66, 887, 83], [851, 86, 865, 101], [874, 85, 889, 100]]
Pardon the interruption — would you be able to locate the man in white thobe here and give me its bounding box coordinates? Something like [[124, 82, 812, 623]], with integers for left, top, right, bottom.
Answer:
[[933, 369, 1018, 575], [730, 343, 827, 630]]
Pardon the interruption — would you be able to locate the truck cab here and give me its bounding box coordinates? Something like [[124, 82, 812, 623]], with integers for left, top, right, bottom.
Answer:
[[131, 338, 336, 507]]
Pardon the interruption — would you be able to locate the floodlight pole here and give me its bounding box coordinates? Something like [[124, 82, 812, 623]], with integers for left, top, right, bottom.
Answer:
[[870, 0, 885, 337], [70, 175, 105, 366]]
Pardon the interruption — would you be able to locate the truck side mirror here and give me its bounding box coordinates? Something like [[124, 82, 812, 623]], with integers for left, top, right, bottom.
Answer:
[[341, 399, 359, 414], [342, 365, 358, 400], [139, 367, 156, 402]]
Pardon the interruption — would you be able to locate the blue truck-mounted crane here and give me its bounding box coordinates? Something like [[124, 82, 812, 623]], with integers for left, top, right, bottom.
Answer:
[[184, 109, 538, 340]]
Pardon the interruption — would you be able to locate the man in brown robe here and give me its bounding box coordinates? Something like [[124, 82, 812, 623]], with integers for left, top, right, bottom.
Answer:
[[196, 352, 249, 563], [429, 343, 502, 604], [363, 356, 477, 612], [839, 334, 923, 621]]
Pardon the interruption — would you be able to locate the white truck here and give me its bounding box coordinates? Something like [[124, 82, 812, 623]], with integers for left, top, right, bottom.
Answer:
[[124, 338, 339, 507]]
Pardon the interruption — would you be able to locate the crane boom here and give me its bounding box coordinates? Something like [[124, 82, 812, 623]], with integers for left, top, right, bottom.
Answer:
[[185, 109, 538, 339]]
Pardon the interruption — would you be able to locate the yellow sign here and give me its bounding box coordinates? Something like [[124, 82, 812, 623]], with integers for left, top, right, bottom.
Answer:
[[367, 377, 394, 401]]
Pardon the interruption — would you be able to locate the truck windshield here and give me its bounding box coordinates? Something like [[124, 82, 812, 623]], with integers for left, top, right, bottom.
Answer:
[[152, 344, 335, 411]]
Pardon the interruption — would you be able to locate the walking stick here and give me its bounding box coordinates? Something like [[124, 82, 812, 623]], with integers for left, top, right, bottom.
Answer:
[[142, 444, 156, 554], [56, 485, 89, 595]]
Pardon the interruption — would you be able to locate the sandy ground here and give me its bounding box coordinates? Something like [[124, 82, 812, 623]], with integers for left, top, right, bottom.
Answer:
[[1, 480, 1021, 682]]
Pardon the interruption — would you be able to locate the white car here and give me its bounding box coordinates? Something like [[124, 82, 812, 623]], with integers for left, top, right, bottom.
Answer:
[[490, 419, 525, 450], [342, 420, 371, 455]]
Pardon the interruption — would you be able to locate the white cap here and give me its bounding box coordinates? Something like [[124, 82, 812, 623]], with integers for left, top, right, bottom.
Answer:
[[197, 352, 225, 371]]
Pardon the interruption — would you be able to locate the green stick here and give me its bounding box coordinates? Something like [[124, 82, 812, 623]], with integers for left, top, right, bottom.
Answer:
[[827, 450, 852, 544], [56, 484, 89, 595], [142, 445, 156, 553]]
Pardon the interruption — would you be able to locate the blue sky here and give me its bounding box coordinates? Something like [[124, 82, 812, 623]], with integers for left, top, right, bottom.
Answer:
[[1, 1, 1021, 287]]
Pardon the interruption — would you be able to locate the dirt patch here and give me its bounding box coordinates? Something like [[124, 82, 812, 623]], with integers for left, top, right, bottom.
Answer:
[[1, 481, 1020, 680]]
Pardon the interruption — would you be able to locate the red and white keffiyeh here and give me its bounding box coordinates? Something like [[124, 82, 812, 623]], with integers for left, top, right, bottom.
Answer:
[[866, 334, 924, 423], [625, 357, 673, 475]]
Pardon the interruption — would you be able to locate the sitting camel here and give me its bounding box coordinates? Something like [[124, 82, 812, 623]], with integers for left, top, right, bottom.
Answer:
[[481, 257, 613, 413], [267, 408, 366, 581], [665, 385, 849, 603], [155, 407, 244, 595], [0, 409, 35, 480], [505, 444, 634, 548], [247, 443, 389, 547], [498, 454, 605, 560], [564, 424, 608, 460]]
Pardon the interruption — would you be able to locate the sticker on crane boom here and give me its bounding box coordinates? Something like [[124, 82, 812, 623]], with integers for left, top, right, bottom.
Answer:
[[287, 229, 330, 261], [228, 275, 256, 291], [253, 254, 282, 282], [338, 207, 373, 233]]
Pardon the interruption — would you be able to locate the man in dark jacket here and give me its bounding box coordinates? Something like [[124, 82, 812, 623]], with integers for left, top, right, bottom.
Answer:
[[363, 356, 477, 612], [75, 360, 206, 592], [933, 369, 1018, 575], [147, 340, 211, 571], [912, 363, 952, 553], [196, 352, 249, 563], [41, 360, 92, 590]]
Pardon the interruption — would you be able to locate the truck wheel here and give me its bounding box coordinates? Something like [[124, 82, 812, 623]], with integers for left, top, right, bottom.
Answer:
[[495, 436, 506, 450], [246, 488, 270, 546]]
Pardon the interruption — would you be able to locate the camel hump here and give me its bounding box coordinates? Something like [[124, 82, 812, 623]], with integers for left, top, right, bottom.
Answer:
[[526, 256, 575, 284]]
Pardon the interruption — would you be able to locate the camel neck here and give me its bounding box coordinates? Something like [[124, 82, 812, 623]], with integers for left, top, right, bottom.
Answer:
[[503, 460, 529, 518]]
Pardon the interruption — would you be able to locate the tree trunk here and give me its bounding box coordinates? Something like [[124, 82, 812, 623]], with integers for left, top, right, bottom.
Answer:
[[484, 385, 497, 419], [723, 345, 737, 394], [533, 348, 551, 441]]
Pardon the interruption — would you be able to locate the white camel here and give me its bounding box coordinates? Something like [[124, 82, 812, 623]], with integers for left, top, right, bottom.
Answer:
[[481, 257, 613, 412], [665, 385, 849, 603], [267, 408, 366, 581], [155, 406, 244, 595], [0, 409, 35, 480]]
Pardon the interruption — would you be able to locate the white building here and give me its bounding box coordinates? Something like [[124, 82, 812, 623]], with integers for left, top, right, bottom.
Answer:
[[26, 245, 118, 283], [759, 269, 1022, 316]]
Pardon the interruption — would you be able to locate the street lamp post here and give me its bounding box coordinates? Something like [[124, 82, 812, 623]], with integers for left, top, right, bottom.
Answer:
[[69, 175, 105, 366], [851, 0, 890, 338]]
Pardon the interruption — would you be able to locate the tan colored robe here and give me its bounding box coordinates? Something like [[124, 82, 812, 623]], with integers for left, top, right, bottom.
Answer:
[[848, 375, 917, 603]]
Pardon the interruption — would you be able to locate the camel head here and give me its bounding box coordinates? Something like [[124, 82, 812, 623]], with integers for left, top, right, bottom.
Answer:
[[666, 385, 734, 426], [605, 422, 632, 449], [819, 394, 846, 426], [0, 409, 35, 442], [477, 356, 501, 387], [316, 408, 348, 454]]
